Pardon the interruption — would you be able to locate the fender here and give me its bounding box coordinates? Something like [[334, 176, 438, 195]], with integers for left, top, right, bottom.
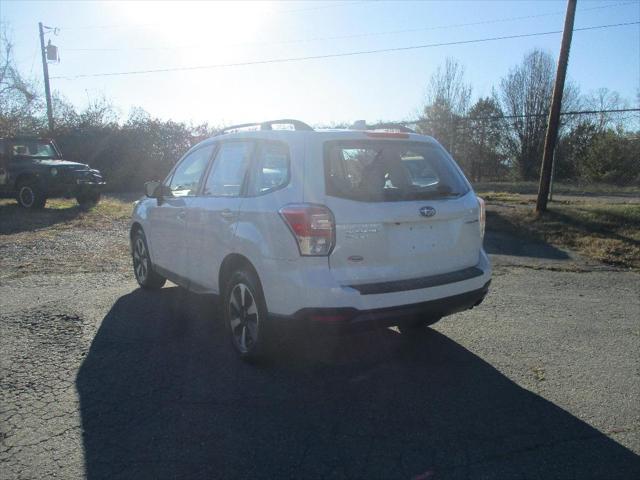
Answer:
[[130, 198, 159, 265], [231, 220, 278, 283]]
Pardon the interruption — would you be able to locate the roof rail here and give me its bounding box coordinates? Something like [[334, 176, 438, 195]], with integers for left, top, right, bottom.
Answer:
[[221, 119, 313, 134]]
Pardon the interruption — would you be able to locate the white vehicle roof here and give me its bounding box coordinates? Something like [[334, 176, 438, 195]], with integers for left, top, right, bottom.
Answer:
[[194, 119, 438, 148]]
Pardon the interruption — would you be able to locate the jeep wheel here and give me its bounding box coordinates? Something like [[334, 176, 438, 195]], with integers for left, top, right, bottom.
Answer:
[[77, 192, 101, 209], [17, 182, 46, 209], [223, 269, 271, 362], [132, 229, 166, 290]]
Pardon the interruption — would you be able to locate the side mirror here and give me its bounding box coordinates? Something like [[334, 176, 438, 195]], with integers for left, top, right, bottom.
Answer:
[[144, 181, 172, 198], [144, 181, 161, 198]]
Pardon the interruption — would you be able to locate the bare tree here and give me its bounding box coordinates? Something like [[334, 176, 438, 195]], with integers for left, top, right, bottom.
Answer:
[[419, 58, 472, 162], [499, 49, 555, 180], [499, 49, 581, 180], [425, 57, 472, 115], [586, 88, 629, 131], [0, 28, 44, 135]]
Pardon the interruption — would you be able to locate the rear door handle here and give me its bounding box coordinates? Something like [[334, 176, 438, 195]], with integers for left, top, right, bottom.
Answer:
[[220, 209, 236, 220], [177, 210, 187, 220]]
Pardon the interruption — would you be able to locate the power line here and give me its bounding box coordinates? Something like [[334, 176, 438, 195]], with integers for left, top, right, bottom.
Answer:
[[403, 108, 640, 124], [484, 107, 640, 120], [51, 21, 640, 80], [62, 1, 639, 52]]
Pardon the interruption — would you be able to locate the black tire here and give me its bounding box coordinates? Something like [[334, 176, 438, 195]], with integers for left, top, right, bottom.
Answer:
[[76, 192, 101, 209], [131, 229, 166, 290], [397, 317, 441, 335], [223, 269, 271, 362], [16, 181, 46, 209]]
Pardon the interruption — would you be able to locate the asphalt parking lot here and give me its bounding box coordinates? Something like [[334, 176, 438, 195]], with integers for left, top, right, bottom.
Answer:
[[1, 219, 639, 479]]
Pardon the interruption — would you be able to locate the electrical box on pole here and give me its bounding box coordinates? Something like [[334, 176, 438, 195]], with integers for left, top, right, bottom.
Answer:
[[46, 40, 59, 62]]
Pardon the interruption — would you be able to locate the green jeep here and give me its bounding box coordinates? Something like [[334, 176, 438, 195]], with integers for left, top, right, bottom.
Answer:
[[0, 137, 105, 209]]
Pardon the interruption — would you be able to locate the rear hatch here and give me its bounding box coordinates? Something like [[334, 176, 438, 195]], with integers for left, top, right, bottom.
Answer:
[[322, 138, 482, 286]]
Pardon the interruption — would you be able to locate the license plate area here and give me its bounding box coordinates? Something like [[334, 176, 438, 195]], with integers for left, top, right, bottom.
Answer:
[[387, 221, 451, 254]]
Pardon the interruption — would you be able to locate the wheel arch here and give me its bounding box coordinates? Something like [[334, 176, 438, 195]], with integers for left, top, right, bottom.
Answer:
[[129, 220, 160, 264], [219, 253, 265, 302], [14, 172, 39, 191], [129, 222, 152, 262], [130, 221, 144, 244]]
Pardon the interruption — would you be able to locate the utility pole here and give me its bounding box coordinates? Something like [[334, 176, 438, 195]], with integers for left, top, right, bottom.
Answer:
[[536, 0, 576, 213], [549, 146, 556, 201], [39, 22, 54, 134]]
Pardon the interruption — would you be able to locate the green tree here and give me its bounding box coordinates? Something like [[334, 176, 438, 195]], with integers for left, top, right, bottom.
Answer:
[[466, 97, 507, 181], [554, 121, 597, 181], [580, 129, 640, 185]]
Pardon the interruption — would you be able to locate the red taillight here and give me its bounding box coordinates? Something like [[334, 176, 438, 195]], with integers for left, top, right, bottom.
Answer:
[[279, 204, 335, 256], [365, 132, 410, 139]]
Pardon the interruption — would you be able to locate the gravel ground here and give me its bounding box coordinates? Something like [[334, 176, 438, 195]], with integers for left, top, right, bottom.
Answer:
[[0, 224, 129, 280], [1, 208, 639, 479], [0, 198, 130, 281]]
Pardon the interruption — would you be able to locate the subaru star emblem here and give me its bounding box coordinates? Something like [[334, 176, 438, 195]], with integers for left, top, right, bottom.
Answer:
[[419, 206, 436, 217]]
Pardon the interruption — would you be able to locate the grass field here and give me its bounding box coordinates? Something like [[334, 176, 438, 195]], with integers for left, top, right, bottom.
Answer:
[[0, 196, 132, 235], [474, 181, 640, 197], [479, 191, 640, 269]]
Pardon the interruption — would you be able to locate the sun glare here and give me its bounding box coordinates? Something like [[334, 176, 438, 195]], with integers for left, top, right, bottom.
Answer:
[[115, 1, 274, 47]]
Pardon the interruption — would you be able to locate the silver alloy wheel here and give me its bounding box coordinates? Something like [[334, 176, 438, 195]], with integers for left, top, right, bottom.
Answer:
[[228, 283, 259, 354], [19, 186, 35, 208], [133, 237, 149, 283]]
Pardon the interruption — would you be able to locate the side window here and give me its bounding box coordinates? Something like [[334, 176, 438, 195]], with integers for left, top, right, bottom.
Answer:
[[168, 146, 213, 197], [248, 142, 290, 196], [203, 141, 253, 197]]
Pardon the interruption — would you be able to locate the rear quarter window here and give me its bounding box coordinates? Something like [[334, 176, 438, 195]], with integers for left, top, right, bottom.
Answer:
[[247, 141, 290, 196], [324, 140, 469, 202]]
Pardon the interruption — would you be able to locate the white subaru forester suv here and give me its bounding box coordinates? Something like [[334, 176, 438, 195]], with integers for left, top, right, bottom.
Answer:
[[131, 119, 491, 360]]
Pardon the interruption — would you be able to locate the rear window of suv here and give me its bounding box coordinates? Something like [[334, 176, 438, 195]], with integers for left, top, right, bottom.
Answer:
[[324, 140, 469, 202]]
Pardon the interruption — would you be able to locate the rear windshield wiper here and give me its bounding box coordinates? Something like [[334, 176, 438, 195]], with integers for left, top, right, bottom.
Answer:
[[409, 184, 462, 198]]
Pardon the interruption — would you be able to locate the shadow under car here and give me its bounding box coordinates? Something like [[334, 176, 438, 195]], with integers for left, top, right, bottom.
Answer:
[[76, 286, 640, 479]]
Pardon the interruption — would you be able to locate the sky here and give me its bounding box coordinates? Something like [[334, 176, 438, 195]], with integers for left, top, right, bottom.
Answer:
[[1, 0, 639, 127]]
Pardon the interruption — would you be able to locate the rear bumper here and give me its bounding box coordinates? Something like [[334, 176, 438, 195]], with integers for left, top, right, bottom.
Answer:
[[271, 280, 490, 331], [261, 249, 492, 317]]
